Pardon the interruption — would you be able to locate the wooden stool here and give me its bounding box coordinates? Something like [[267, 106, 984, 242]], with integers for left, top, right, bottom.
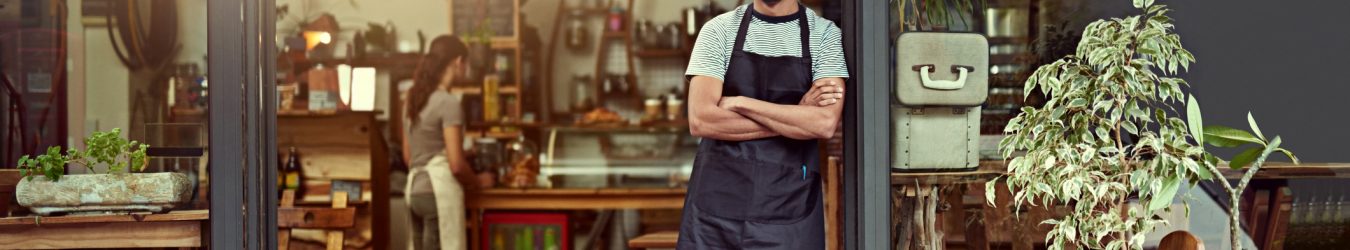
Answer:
[[279, 190, 357, 250], [1158, 230, 1204, 250], [628, 231, 679, 250]]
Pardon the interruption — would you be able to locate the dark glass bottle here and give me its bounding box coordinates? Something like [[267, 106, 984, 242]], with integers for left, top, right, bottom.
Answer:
[[278, 150, 286, 198], [284, 147, 305, 197]]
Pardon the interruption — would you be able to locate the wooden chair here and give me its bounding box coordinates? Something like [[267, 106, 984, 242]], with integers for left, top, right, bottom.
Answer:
[[279, 190, 357, 250], [1158, 230, 1204, 250]]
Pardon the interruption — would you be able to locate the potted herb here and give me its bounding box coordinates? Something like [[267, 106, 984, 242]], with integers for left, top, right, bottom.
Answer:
[[986, 0, 1297, 249], [14, 129, 192, 215]]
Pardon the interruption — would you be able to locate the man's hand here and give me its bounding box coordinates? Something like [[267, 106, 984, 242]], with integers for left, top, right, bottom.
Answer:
[[800, 80, 845, 107]]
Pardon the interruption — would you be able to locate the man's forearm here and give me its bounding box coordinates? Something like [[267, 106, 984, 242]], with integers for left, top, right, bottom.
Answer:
[[690, 107, 781, 141], [730, 98, 841, 140]]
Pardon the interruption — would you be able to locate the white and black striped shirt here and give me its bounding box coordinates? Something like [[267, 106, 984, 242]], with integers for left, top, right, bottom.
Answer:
[[685, 5, 849, 81]]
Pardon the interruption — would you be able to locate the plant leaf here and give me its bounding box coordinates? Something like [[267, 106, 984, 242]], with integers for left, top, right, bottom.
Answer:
[[1186, 95, 1204, 146], [1204, 125, 1264, 148], [1247, 112, 1266, 141], [1149, 176, 1181, 211], [1276, 148, 1300, 164], [1228, 147, 1263, 169], [986, 178, 1000, 207]]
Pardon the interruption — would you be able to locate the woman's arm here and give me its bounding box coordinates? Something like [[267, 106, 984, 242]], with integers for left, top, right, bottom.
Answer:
[[442, 126, 482, 188], [687, 75, 781, 141], [723, 78, 846, 140], [400, 103, 412, 164]]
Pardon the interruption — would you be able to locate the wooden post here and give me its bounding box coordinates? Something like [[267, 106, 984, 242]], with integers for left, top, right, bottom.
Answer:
[[327, 192, 348, 250], [280, 190, 295, 250]]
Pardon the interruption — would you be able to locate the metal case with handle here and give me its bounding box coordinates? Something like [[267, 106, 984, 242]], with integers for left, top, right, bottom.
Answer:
[[893, 32, 989, 171]]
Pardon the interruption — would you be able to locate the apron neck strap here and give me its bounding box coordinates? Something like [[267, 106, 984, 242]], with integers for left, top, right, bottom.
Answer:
[[733, 4, 813, 61]]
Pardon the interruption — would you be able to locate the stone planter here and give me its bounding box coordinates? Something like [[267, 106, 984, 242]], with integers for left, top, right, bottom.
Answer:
[[16, 173, 193, 215]]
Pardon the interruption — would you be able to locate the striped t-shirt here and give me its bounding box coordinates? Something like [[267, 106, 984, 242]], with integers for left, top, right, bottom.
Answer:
[[685, 5, 849, 81]]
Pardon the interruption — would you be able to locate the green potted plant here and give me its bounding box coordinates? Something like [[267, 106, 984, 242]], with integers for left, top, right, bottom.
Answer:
[[986, 0, 1297, 249], [14, 129, 192, 215]]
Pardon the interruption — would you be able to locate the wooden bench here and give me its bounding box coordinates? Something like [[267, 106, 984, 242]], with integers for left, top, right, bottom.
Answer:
[[628, 231, 679, 250]]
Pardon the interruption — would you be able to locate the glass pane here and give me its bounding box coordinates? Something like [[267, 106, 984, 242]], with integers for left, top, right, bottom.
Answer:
[[0, 0, 210, 246], [272, 0, 843, 249]]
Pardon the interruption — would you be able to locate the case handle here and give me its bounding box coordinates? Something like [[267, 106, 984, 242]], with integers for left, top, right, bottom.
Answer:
[[911, 64, 974, 90]]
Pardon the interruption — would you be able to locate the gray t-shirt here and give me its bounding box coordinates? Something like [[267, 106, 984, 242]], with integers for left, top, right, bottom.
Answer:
[[404, 91, 464, 194]]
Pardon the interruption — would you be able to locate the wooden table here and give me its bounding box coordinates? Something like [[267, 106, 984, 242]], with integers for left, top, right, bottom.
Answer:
[[0, 210, 209, 249]]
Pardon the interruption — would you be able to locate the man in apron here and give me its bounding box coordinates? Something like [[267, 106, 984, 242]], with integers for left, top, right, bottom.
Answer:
[[680, 0, 848, 248]]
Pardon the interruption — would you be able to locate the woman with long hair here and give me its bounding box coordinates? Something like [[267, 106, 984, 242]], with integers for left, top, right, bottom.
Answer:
[[401, 35, 490, 250]]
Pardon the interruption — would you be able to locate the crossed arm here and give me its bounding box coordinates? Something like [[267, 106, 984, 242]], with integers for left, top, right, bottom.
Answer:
[[687, 75, 845, 141]]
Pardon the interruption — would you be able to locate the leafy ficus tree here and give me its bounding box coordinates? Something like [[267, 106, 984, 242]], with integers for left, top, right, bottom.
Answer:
[[988, 1, 1203, 249], [988, 0, 1299, 249]]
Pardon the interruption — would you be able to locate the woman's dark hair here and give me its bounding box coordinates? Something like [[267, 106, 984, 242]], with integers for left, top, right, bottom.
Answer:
[[407, 35, 468, 122]]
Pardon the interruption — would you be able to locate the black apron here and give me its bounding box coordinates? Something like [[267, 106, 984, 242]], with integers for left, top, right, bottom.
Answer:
[[677, 6, 823, 249]]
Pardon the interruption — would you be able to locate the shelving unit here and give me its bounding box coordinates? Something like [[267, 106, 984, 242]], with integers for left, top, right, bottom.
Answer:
[[448, 0, 526, 140], [980, 0, 1040, 135]]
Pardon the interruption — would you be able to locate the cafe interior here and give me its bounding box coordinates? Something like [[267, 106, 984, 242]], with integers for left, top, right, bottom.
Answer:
[[1, 0, 1349, 249]]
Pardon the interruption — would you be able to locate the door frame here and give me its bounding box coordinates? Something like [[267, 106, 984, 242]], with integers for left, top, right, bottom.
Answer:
[[208, 0, 278, 248], [841, 0, 891, 249]]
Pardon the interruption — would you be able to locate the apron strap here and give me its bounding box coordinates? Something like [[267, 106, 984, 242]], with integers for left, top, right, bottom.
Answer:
[[797, 7, 811, 64], [732, 5, 753, 54]]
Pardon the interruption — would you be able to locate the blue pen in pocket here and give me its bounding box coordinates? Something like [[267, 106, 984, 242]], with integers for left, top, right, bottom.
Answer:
[[802, 165, 807, 180]]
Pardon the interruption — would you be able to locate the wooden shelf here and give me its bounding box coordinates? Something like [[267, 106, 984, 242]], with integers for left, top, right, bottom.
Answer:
[[547, 123, 689, 134], [466, 129, 523, 140], [987, 37, 1031, 45], [0, 210, 210, 226], [449, 85, 521, 95], [633, 49, 690, 59], [277, 110, 382, 117], [991, 53, 1032, 64], [601, 30, 629, 39]]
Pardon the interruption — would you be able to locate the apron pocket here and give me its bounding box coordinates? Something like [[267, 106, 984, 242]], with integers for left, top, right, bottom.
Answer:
[[691, 151, 819, 224], [691, 153, 756, 221], [749, 161, 818, 224]]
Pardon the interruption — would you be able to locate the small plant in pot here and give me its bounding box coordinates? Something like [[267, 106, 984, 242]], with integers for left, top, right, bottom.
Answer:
[[14, 129, 192, 215]]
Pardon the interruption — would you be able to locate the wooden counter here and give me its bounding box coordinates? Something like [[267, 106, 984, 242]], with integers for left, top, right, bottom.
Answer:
[[465, 187, 687, 210], [463, 187, 686, 249], [0, 210, 209, 249], [890, 160, 1350, 250]]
